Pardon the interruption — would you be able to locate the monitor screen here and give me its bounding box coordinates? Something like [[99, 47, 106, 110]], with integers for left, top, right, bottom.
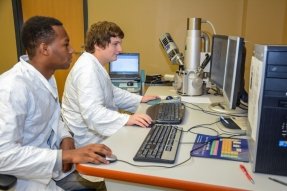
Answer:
[[109, 53, 139, 74], [222, 36, 245, 109], [209, 35, 228, 89]]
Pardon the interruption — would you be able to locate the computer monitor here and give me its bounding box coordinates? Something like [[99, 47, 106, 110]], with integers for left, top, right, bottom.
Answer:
[[209, 35, 229, 89], [222, 36, 245, 110], [209, 36, 246, 114]]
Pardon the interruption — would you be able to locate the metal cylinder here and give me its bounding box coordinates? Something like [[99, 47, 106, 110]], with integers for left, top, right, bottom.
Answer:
[[187, 18, 201, 30], [185, 17, 203, 95], [185, 18, 201, 72]]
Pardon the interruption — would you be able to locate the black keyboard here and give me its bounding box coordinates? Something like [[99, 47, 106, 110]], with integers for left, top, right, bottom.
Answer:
[[146, 102, 185, 124], [133, 124, 182, 164]]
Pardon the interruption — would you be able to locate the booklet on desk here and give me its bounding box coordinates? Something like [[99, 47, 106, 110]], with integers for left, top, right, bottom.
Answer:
[[190, 134, 249, 162]]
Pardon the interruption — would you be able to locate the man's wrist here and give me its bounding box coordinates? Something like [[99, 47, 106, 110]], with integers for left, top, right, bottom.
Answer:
[[62, 149, 74, 163]]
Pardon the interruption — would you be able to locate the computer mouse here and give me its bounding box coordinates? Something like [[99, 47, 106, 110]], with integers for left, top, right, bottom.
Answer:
[[105, 154, 117, 163], [127, 81, 134, 86], [165, 96, 173, 100]]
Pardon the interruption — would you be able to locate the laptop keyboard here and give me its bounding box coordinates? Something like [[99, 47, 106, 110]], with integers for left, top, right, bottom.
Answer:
[[110, 74, 140, 80]]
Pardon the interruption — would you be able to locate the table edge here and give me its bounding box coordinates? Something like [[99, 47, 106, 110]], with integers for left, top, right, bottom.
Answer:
[[76, 164, 245, 191]]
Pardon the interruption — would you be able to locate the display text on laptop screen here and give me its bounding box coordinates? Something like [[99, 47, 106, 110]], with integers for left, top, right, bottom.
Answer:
[[109, 53, 140, 79], [110, 54, 139, 73]]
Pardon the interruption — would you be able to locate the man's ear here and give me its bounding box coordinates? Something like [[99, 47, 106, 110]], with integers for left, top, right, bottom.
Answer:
[[39, 42, 49, 56], [94, 44, 100, 51], [94, 44, 105, 51]]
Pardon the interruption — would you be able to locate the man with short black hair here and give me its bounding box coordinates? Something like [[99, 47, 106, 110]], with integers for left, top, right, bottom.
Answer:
[[0, 16, 110, 191]]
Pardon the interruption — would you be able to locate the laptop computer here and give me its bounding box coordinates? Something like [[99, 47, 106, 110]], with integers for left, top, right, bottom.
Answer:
[[109, 53, 140, 80]]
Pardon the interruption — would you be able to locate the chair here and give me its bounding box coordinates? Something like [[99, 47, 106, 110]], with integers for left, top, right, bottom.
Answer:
[[0, 174, 17, 190]]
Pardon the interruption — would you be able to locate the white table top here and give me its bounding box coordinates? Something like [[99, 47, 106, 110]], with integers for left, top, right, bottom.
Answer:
[[77, 86, 287, 191]]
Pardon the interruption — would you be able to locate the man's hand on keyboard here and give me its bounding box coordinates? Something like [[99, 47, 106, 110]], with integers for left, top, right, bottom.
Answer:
[[126, 113, 153, 128], [141, 95, 160, 103]]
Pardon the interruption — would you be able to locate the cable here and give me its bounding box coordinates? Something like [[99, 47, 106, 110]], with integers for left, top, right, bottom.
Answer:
[[116, 156, 192, 169], [179, 118, 245, 144], [208, 87, 223, 96], [116, 135, 245, 169], [114, 123, 244, 169], [171, 120, 220, 137], [183, 101, 248, 118], [239, 99, 248, 110], [187, 121, 221, 136], [217, 124, 247, 136], [202, 19, 217, 34]]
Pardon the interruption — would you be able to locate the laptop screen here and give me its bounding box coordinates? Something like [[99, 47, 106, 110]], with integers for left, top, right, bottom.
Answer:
[[109, 53, 140, 76]]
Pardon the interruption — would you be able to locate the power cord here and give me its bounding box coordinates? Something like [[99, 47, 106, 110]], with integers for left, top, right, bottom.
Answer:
[[201, 19, 217, 34], [183, 101, 248, 118], [116, 156, 192, 169]]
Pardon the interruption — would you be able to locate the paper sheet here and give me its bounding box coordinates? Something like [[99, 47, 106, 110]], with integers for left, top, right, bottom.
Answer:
[[248, 56, 263, 140]]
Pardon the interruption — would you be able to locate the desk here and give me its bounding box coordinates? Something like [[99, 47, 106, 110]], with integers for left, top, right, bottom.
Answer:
[[77, 86, 287, 191]]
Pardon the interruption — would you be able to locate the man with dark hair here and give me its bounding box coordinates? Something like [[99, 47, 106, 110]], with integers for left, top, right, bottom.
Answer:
[[0, 16, 110, 190], [61, 21, 159, 148]]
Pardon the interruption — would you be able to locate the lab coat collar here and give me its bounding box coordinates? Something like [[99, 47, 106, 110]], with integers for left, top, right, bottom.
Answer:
[[19, 55, 59, 101], [82, 52, 110, 78]]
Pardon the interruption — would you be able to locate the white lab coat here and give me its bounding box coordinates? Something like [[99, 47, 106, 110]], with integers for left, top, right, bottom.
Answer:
[[62, 52, 142, 147], [0, 56, 72, 190]]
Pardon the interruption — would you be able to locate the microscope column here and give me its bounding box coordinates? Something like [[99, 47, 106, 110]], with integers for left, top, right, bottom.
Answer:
[[185, 17, 202, 96]]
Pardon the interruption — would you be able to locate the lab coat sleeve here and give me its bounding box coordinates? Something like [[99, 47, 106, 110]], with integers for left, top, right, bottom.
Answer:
[[73, 65, 130, 136], [112, 85, 142, 112], [0, 89, 58, 184], [56, 119, 73, 147]]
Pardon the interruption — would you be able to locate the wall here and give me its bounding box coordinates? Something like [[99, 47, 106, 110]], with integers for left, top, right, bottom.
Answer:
[[242, 0, 287, 89], [21, 0, 85, 101], [87, 0, 244, 75], [1, 0, 287, 91], [0, 0, 18, 74], [87, 0, 287, 91]]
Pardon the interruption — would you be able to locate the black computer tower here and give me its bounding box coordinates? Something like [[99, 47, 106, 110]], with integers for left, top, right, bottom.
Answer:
[[248, 45, 287, 176]]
